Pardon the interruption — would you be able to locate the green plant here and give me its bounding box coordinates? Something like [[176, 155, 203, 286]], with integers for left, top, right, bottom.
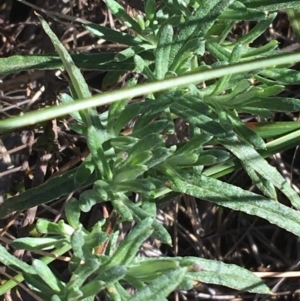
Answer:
[[1, 0, 300, 300]]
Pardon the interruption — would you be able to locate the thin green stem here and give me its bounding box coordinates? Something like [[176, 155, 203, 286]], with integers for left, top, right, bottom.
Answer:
[[1, 52, 300, 133]]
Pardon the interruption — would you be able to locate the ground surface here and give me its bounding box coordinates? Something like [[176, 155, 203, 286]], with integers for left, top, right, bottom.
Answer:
[[1, 1, 300, 300]]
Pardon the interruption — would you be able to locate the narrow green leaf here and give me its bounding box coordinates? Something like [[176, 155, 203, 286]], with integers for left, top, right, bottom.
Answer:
[[134, 91, 182, 129], [112, 198, 133, 221], [85, 228, 108, 249], [179, 257, 271, 294], [250, 97, 300, 112], [69, 261, 101, 292], [247, 121, 300, 139], [205, 40, 230, 62], [229, 114, 266, 149], [60, 93, 82, 122], [145, 0, 156, 21], [242, 0, 300, 11], [220, 5, 267, 20], [207, 79, 251, 103], [115, 44, 154, 62], [107, 99, 128, 133], [260, 68, 300, 85], [0, 244, 72, 296], [84, 23, 142, 46], [105, 0, 142, 33], [36, 219, 73, 236], [124, 275, 147, 291], [128, 258, 179, 281], [102, 71, 126, 89], [106, 283, 123, 301], [134, 55, 157, 81], [239, 106, 273, 118], [169, 171, 300, 237], [113, 102, 143, 134], [131, 120, 174, 138], [51, 295, 62, 301], [67, 287, 83, 301], [114, 282, 132, 299], [129, 134, 164, 156], [211, 100, 233, 131], [74, 155, 95, 186], [155, 25, 173, 79], [11, 237, 64, 251], [79, 280, 106, 299], [146, 147, 174, 169], [79, 189, 99, 212], [122, 150, 152, 166], [71, 229, 85, 259], [87, 125, 112, 178], [0, 53, 135, 75], [24, 273, 55, 298], [104, 217, 154, 268], [65, 197, 80, 229], [116, 179, 156, 195], [169, 0, 235, 67], [241, 161, 277, 200], [167, 153, 199, 166], [110, 136, 139, 150], [0, 245, 35, 275], [32, 259, 64, 293], [37, 14, 92, 125], [123, 198, 172, 245], [94, 265, 127, 283], [211, 44, 244, 95], [128, 267, 187, 301], [221, 137, 300, 208], [197, 149, 230, 165], [171, 38, 205, 72], [93, 180, 110, 201], [258, 85, 286, 97], [171, 102, 229, 138], [114, 165, 148, 182], [231, 13, 276, 46], [141, 201, 156, 218], [0, 168, 96, 218], [242, 40, 279, 59]]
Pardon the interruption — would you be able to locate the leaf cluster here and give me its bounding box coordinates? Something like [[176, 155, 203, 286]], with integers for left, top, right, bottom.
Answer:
[[1, 0, 300, 299]]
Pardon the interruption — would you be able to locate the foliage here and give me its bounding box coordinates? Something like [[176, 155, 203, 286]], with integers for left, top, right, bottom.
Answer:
[[1, 0, 300, 299]]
